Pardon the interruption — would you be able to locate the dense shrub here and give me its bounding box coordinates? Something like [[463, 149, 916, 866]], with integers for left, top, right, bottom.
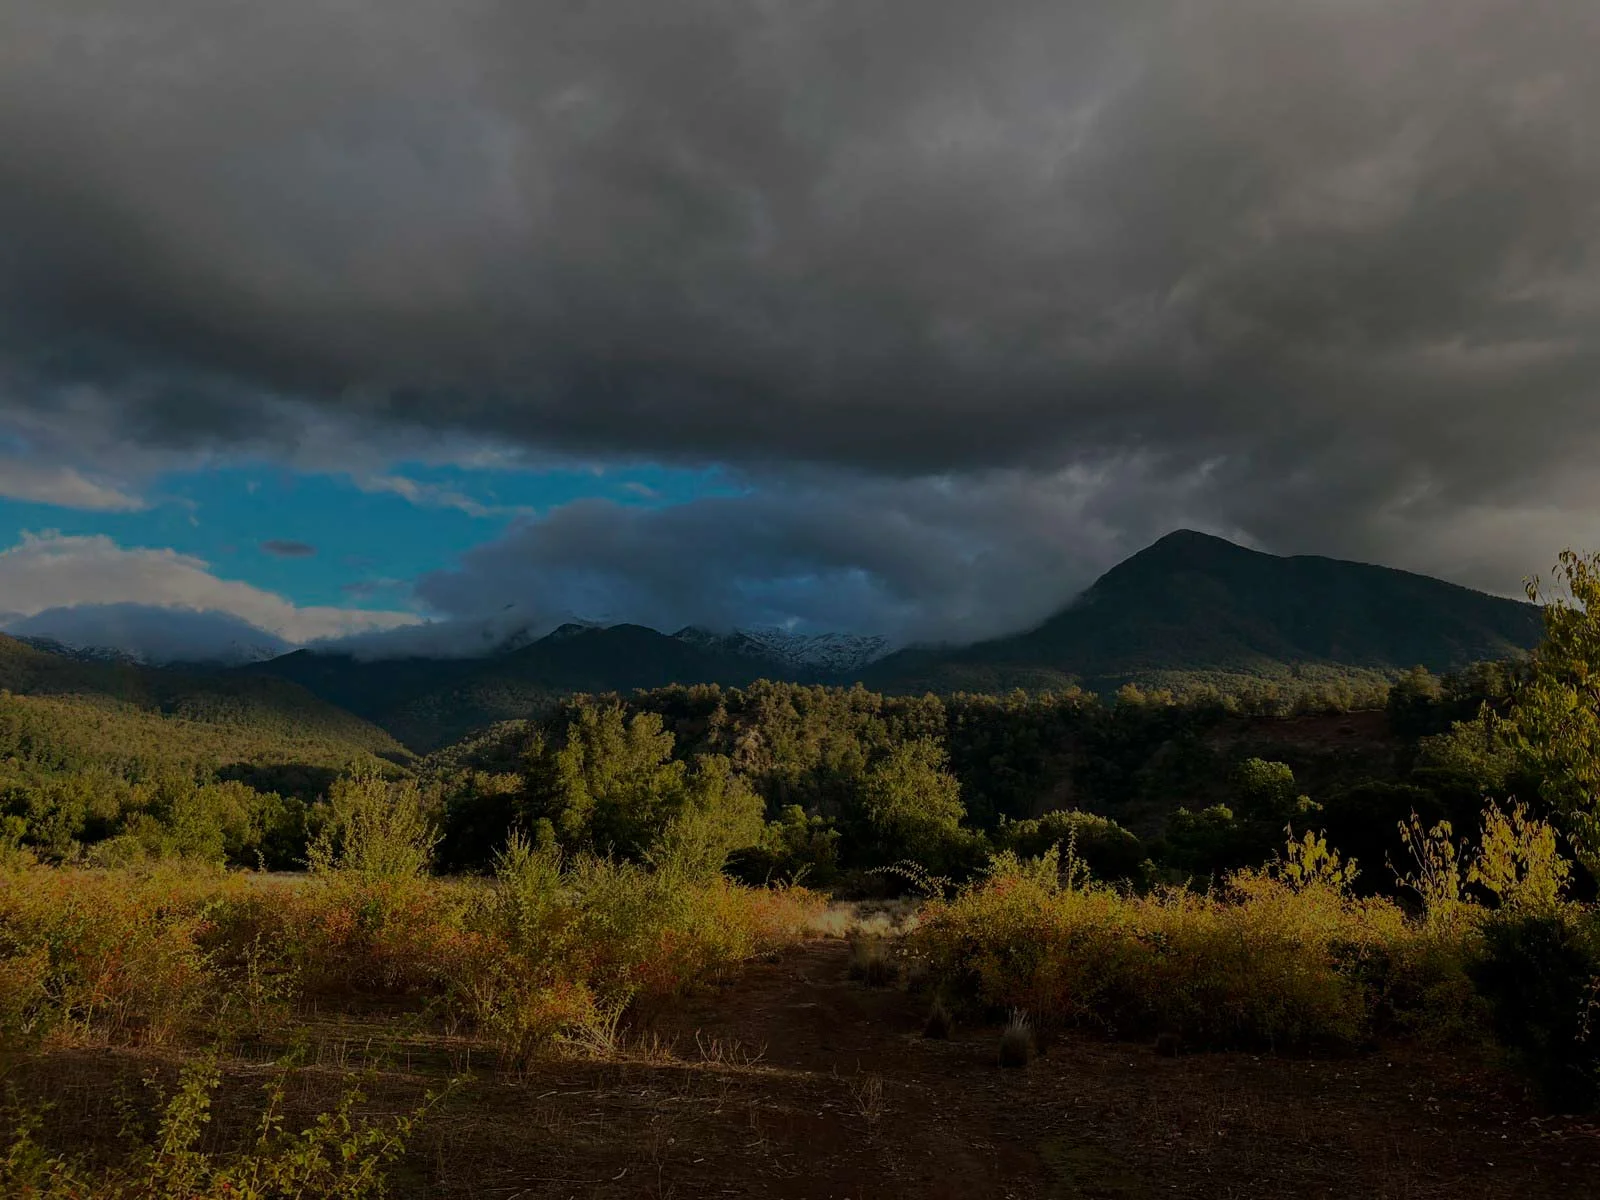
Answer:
[[731, 803, 842, 885], [911, 840, 1436, 1050], [0, 863, 225, 1047], [995, 810, 1149, 885], [913, 800, 1600, 1099], [1470, 910, 1600, 1109], [1157, 760, 1320, 878], [0, 767, 312, 870], [916, 809, 1578, 1056], [1159, 804, 1255, 876]]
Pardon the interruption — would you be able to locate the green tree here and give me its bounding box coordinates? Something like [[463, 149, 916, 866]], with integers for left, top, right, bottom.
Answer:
[[1162, 804, 1247, 876], [1504, 549, 1600, 872], [308, 769, 438, 880], [1233, 758, 1313, 824], [1159, 760, 1317, 878], [996, 809, 1148, 884], [741, 804, 841, 884], [855, 737, 966, 866], [649, 754, 766, 880], [1388, 665, 1445, 737], [531, 702, 687, 856]]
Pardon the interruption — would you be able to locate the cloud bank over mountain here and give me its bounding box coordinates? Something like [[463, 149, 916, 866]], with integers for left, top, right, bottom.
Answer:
[[1, 0, 1596, 648], [0, 533, 418, 658]]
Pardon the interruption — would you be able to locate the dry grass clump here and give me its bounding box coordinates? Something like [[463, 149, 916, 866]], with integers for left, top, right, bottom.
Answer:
[[923, 996, 955, 1039], [847, 1071, 886, 1134], [846, 936, 898, 987], [809, 898, 922, 940], [998, 1011, 1034, 1068]]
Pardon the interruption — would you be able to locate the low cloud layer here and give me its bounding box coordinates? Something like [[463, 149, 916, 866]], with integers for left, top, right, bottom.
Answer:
[[0, 533, 419, 652], [7, 604, 290, 665], [1, 0, 1596, 640]]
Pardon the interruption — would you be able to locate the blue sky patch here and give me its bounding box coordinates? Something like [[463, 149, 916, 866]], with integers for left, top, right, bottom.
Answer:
[[0, 460, 738, 615]]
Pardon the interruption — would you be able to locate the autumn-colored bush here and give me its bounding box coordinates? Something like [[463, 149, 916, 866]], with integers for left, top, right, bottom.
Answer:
[[0, 863, 237, 1048], [0, 848, 820, 1059]]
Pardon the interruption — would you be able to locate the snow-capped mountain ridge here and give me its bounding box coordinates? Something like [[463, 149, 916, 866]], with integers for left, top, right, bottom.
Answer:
[[671, 626, 893, 674], [11, 635, 146, 666]]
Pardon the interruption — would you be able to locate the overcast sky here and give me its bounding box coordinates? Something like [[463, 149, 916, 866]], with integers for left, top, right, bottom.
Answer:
[[0, 0, 1596, 657]]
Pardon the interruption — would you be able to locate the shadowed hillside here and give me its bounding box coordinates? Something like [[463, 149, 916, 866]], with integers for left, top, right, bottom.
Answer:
[[863, 530, 1542, 694], [238, 623, 833, 751]]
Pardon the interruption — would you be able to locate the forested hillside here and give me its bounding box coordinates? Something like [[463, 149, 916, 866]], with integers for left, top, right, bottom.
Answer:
[[0, 530, 1545, 884], [0, 520, 1543, 887], [1, 630, 1515, 888], [0, 634, 408, 762]]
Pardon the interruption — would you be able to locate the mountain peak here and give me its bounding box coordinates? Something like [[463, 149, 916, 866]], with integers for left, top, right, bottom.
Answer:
[[1121, 528, 1261, 564], [546, 622, 594, 640], [1075, 529, 1265, 604], [919, 529, 1543, 686]]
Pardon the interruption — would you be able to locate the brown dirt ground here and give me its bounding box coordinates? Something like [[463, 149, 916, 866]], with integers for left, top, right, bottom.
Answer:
[[9, 938, 1600, 1199]]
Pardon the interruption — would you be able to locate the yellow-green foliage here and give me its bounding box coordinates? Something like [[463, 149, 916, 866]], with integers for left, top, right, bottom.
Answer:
[[0, 688, 406, 781], [0, 862, 226, 1047], [1, 1056, 445, 1199], [306, 771, 438, 882], [1468, 801, 1570, 914], [909, 813, 1560, 1051], [1275, 827, 1358, 893], [914, 867, 1390, 1048], [1393, 811, 1467, 927]]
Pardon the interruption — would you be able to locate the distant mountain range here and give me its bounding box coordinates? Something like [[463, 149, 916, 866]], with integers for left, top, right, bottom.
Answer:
[[1, 531, 1545, 751], [7, 603, 290, 666], [232, 623, 893, 750]]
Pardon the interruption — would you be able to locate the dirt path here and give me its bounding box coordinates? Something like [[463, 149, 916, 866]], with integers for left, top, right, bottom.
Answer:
[[413, 938, 1600, 1199], [16, 938, 1597, 1198]]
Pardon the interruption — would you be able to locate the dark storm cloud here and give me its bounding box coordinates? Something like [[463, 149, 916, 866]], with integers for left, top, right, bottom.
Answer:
[[413, 463, 1242, 643], [2, 0, 1599, 636], [260, 540, 316, 559]]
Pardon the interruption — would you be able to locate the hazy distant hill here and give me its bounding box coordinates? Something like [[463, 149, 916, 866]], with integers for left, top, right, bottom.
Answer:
[[237, 623, 850, 751], [861, 530, 1543, 694]]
